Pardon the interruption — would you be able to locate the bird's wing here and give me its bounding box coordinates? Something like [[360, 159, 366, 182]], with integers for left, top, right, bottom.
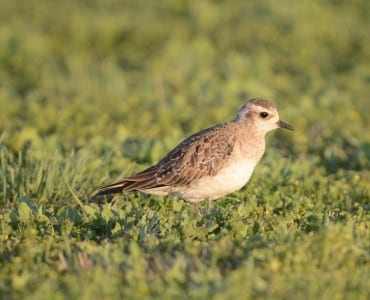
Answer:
[[95, 123, 236, 195], [153, 123, 236, 185]]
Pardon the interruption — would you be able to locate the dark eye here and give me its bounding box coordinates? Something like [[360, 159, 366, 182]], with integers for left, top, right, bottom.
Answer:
[[260, 112, 269, 118]]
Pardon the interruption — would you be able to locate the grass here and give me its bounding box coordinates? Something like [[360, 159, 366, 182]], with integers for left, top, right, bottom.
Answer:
[[0, 0, 369, 299]]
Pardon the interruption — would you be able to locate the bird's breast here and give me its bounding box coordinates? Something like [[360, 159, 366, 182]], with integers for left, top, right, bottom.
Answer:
[[208, 158, 258, 193]]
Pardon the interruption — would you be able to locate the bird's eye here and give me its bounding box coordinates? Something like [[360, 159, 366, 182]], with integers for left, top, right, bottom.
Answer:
[[260, 112, 269, 118]]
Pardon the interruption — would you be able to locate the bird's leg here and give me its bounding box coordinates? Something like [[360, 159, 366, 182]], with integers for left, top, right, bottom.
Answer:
[[207, 199, 212, 214], [193, 202, 202, 218]]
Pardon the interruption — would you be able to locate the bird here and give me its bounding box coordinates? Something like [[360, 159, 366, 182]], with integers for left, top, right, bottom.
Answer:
[[94, 98, 294, 203]]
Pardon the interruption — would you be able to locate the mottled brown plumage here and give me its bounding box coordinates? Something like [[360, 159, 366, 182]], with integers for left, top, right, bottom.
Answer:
[[94, 98, 294, 202]]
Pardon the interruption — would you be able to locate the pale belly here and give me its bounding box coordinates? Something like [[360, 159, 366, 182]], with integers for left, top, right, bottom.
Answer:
[[169, 158, 259, 202]]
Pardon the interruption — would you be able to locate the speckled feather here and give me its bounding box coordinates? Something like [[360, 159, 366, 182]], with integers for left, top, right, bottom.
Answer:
[[96, 123, 237, 193], [94, 98, 294, 202]]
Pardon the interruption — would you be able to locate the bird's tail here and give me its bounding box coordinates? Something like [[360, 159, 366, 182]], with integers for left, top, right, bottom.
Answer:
[[92, 168, 163, 198], [93, 181, 127, 197]]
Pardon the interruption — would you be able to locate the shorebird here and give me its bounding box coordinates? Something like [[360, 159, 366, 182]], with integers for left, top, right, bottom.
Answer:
[[94, 98, 294, 203]]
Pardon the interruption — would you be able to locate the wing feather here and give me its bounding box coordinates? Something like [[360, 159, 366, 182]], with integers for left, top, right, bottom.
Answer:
[[95, 123, 237, 196]]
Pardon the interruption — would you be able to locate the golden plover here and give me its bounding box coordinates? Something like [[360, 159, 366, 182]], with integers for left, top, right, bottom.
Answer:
[[95, 98, 294, 202]]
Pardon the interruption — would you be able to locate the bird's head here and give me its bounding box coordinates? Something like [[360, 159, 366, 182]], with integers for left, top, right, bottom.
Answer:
[[236, 98, 294, 134]]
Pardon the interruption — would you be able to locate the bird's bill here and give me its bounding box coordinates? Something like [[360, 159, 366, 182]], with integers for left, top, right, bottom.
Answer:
[[277, 120, 294, 130]]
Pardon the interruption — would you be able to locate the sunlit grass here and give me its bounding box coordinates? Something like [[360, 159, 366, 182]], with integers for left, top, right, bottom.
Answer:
[[0, 0, 369, 299]]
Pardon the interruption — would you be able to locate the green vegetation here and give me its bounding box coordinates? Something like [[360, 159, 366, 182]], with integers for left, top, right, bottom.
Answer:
[[0, 0, 369, 299]]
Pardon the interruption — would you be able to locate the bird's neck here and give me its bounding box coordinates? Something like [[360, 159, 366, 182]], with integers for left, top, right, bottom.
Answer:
[[233, 122, 266, 160]]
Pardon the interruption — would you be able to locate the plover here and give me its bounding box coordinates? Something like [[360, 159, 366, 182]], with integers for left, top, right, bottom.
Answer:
[[95, 98, 294, 202]]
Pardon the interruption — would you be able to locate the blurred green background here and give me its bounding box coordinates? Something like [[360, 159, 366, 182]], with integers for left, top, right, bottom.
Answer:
[[0, 0, 369, 299]]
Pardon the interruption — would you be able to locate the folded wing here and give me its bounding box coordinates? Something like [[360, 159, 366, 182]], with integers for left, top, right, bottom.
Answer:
[[94, 123, 235, 196]]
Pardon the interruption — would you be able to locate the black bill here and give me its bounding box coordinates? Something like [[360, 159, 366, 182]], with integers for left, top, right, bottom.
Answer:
[[277, 120, 294, 130]]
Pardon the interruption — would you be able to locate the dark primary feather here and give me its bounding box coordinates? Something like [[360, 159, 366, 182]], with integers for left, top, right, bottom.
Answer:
[[95, 123, 237, 196]]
